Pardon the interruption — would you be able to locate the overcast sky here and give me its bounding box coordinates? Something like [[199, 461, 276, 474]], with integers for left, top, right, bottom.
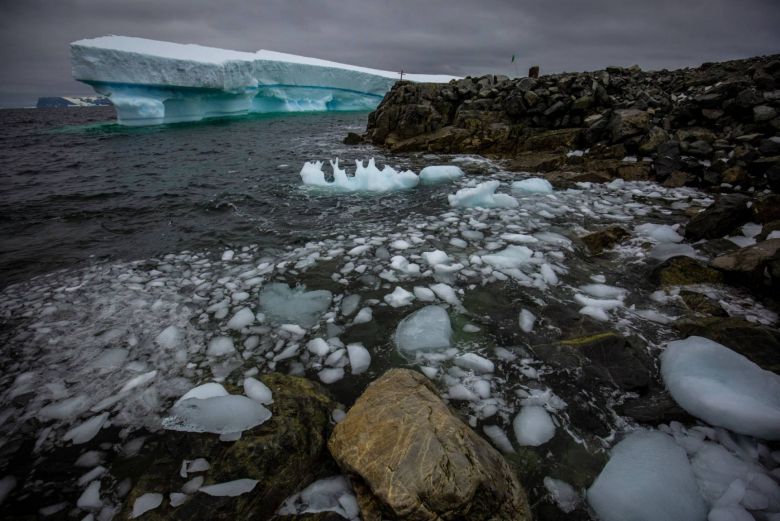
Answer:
[[1, 0, 779, 107]]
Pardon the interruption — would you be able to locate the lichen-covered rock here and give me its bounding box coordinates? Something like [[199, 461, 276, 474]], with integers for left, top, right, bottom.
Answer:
[[650, 256, 724, 286], [581, 226, 630, 254], [116, 374, 339, 520], [328, 368, 531, 521]]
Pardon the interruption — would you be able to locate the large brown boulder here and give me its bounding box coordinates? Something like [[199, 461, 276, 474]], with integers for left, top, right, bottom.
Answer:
[[328, 369, 531, 521], [684, 194, 752, 241]]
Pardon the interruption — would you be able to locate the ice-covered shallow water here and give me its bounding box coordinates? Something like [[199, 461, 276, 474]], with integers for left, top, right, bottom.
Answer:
[[1, 108, 778, 519]]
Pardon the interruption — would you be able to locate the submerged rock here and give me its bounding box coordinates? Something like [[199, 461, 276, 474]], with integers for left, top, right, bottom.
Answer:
[[328, 368, 531, 521], [117, 374, 338, 520]]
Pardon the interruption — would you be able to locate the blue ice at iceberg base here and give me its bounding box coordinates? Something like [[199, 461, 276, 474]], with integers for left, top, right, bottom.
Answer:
[[71, 36, 458, 126]]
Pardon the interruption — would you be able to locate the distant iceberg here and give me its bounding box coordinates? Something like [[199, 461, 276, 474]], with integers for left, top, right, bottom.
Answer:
[[71, 36, 458, 126]]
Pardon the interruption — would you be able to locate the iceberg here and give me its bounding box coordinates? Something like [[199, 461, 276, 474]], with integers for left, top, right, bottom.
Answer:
[[301, 159, 419, 193], [71, 36, 458, 126]]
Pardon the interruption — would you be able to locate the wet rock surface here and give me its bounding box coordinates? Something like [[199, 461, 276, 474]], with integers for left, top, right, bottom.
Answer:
[[328, 368, 532, 521]]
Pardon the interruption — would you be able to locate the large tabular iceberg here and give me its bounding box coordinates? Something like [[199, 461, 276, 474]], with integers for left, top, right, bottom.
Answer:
[[71, 36, 458, 126]]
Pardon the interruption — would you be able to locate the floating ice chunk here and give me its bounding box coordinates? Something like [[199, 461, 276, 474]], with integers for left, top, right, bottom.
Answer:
[[155, 325, 183, 349], [578, 284, 627, 299], [501, 233, 539, 244], [131, 493, 163, 518], [448, 384, 478, 401], [199, 479, 259, 497], [463, 324, 480, 333], [75, 451, 103, 467], [39, 395, 90, 421], [207, 336, 235, 357], [162, 395, 271, 434], [278, 475, 358, 519], [77, 480, 102, 511], [429, 283, 461, 308], [649, 243, 697, 261], [579, 306, 610, 321], [64, 413, 108, 445], [243, 377, 273, 404], [419, 165, 465, 185], [513, 405, 555, 446], [352, 307, 373, 324], [540, 263, 558, 285], [587, 431, 707, 521], [483, 425, 515, 454], [574, 294, 624, 310], [226, 307, 255, 330], [258, 283, 332, 328], [395, 305, 452, 353], [661, 336, 780, 439], [169, 492, 189, 507], [119, 370, 157, 393], [543, 477, 579, 513], [383, 286, 415, 307], [482, 245, 534, 269], [389, 239, 411, 250], [307, 338, 331, 357], [318, 368, 344, 384], [511, 178, 553, 194], [413, 287, 436, 302], [340, 294, 361, 316], [454, 353, 494, 373], [421, 250, 450, 266], [635, 223, 683, 243], [518, 309, 536, 333], [300, 158, 419, 192], [177, 383, 228, 404], [448, 181, 519, 208], [347, 343, 371, 375]]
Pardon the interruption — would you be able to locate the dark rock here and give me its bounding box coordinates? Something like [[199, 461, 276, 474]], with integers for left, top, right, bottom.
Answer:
[[616, 388, 693, 424], [638, 126, 669, 154], [673, 317, 780, 373], [532, 332, 653, 392], [759, 137, 780, 156], [684, 194, 752, 241], [328, 369, 532, 521], [662, 170, 697, 187], [758, 220, 780, 240], [343, 132, 363, 145], [609, 109, 650, 142], [721, 166, 748, 185], [581, 226, 630, 254], [679, 290, 728, 317], [650, 256, 724, 286], [754, 105, 778, 122], [752, 194, 780, 223], [711, 238, 780, 290], [117, 374, 338, 520]]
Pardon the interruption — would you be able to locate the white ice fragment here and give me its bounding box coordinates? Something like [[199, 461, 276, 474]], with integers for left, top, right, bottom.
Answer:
[[501, 233, 539, 244], [119, 370, 157, 393], [513, 405, 555, 446], [162, 395, 271, 434], [421, 250, 450, 266], [661, 336, 780, 439], [301, 158, 419, 193], [518, 309, 536, 333], [649, 243, 697, 261], [258, 283, 332, 328], [389, 239, 411, 250], [347, 343, 371, 375], [419, 165, 464, 184], [199, 479, 259, 497], [131, 493, 163, 518], [448, 384, 478, 401], [277, 475, 358, 519], [318, 368, 345, 384], [511, 178, 553, 194], [64, 413, 109, 445], [429, 283, 462, 308], [395, 306, 452, 353], [169, 492, 189, 507], [352, 307, 373, 324], [39, 395, 90, 421], [463, 324, 481, 333], [540, 263, 559, 285], [155, 325, 183, 349], [307, 338, 331, 357], [413, 287, 436, 302], [587, 431, 707, 521], [91, 348, 129, 370], [77, 480, 102, 511], [482, 245, 533, 269], [221, 250, 235, 261], [340, 295, 361, 316], [177, 383, 228, 404], [543, 477, 579, 513], [448, 181, 519, 208], [483, 425, 515, 454], [635, 223, 683, 243], [207, 336, 235, 357], [454, 353, 494, 373], [578, 284, 627, 299], [383, 287, 415, 307], [226, 307, 255, 330], [243, 377, 273, 404]]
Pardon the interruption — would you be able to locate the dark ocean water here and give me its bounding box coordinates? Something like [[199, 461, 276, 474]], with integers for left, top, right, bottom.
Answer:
[[0, 107, 454, 288]]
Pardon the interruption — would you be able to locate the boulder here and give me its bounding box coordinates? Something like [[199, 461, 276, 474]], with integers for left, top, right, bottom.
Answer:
[[650, 256, 724, 286], [328, 369, 531, 521], [581, 226, 630, 254], [683, 194, 752, 241], [711, 238, 780, 290], [609, 109, 650, 142], [117, 374, 339, 520]]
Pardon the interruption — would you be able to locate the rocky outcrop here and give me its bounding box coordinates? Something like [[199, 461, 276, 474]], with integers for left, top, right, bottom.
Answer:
[[117, 374, 338, 520], [362, 55, 780, 191], [328, 368, 531, 521]]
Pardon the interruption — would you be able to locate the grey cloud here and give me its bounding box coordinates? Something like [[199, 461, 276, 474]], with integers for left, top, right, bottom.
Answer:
[[1, 0, 778, 106]]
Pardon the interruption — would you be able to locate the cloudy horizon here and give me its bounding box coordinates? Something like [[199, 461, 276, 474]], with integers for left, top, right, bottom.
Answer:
[[1, 0, 779, 107]]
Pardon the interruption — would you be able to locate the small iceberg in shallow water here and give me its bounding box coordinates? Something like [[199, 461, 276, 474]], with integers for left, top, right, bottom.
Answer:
[[448, 181, 519, 208], [162, 395, 271, 434], [419, 165, 464, 185], [395, 305, 452, 354], [511, 178, 553, 194], [300, 158, 419, 192], [258, 283, 332, 328]]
